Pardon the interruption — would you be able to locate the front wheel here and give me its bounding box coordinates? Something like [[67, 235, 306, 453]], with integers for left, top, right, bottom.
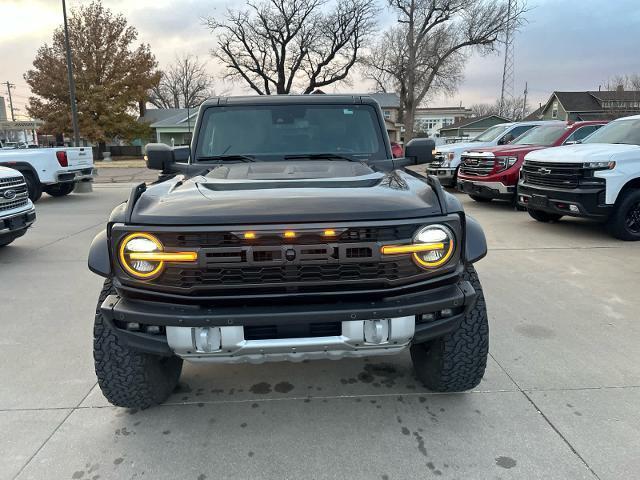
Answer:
[[44, 183, 75, 197], [24, 173, 42, 202], [607, 189, 640, 241], [528, 208, 563, 223], [94, 278, 183, 408], [410, 264, 488, 392]]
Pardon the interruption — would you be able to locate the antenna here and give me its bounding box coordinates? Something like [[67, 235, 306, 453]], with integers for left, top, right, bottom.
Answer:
[[499, 0, 516, 118]]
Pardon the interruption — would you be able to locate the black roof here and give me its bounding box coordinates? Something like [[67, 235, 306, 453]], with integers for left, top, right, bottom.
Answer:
[[552, 92, 601, 112], [440, 114, 511, 131], [201, 94, 381, 107]]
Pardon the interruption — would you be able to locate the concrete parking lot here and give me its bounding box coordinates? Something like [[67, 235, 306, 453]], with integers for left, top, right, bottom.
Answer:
[[1, 183, 639, 480]]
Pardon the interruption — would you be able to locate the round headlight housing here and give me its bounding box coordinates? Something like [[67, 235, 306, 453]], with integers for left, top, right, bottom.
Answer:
[[412, 225, 455, 269], [119, 232, 165, 279]]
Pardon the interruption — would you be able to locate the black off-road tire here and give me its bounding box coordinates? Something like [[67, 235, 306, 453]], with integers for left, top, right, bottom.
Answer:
[[410, 264, 488, 392], [527, 208, 563, 223], [44, 183, 75, 197], [469, 195, 492, 203], [606, 189, 640, 241], [24, 173, 42, 203], [94, 278, 183, 409]]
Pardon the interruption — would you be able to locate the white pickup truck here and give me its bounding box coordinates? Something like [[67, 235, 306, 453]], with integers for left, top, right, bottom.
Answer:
[[427, 121, 545, 186], [0, 147, 95, 202], [519, 114, 640, 240], [0, 166, 36, 247]]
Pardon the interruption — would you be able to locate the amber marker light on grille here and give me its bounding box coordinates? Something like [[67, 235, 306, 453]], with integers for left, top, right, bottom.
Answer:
[[323, 229, 336, 236], [284, 231, 296, 238], [381, 243, 445, 255], [243, 232, 257, 239]]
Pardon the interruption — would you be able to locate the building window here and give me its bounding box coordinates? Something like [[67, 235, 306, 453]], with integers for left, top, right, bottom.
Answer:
[[383, 110, 391, 120], [552, 101, 558, 119]]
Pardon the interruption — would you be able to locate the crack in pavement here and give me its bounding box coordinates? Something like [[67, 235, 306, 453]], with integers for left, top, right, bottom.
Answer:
[[489, 352, 602, 480]]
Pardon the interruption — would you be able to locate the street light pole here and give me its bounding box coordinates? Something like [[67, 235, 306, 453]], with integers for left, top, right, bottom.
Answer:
[[62, 0, 80, 146]]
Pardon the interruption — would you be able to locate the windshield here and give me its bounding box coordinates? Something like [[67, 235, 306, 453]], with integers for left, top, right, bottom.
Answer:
[[583, 118, 640, 145], [472, 125, 510, 142], [512, 124, 566, 146], [195, 104, 385, 161]]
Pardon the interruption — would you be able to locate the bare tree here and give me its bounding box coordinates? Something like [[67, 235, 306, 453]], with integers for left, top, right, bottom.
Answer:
[[602, 73, 640, 91], [150, 54, 214, 109], [364, 0, 527, 141], [470, 96, 529, 120], [203, 0, 378, 95]]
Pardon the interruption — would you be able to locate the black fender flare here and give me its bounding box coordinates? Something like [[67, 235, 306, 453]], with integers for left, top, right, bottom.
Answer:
[[88, 229, 111, 277], [464, 215, 487, 263], [0, 161, 40, 182]]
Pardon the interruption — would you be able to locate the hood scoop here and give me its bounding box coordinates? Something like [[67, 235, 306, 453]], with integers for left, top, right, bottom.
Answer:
[[201, 160, 383, 191]]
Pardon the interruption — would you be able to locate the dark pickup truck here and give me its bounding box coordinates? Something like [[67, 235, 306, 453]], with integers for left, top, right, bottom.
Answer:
[[88, 95, 488, 408]]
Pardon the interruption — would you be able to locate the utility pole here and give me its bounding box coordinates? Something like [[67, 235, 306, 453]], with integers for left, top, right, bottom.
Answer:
[[62, 0, 80, 146], [521, 82, 528, 120], [4, 81, 16, 121], [499, 0, 515, 117]]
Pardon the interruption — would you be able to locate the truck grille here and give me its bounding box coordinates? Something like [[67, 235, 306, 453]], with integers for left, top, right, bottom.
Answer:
[[0, 177, 28, 211], [459, 156, 495, 177], [161, 260, 422, 290], [521, 161, 583, 189], [122, 223, 434, 296]]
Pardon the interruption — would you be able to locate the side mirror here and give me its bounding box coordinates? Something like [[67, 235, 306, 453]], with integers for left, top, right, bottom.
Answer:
[[146, 143, 178, 171], [404, 138, 436, 165]]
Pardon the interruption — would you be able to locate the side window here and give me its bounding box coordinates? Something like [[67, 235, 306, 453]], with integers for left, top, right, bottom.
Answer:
[[552, 101, 558, 119], [499, 125, 534, 144], [564, 125, 602, 144]]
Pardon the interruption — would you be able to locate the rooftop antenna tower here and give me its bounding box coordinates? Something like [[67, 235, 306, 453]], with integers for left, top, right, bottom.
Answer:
[[499, 0, 516, 117]]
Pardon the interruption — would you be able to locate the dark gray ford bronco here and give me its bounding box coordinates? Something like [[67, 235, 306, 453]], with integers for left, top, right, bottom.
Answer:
[[88, 95, 488, 408]]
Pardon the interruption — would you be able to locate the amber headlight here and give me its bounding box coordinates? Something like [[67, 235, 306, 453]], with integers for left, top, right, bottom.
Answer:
[[381, 224, 455, 270], [118, 232, 197, 279]]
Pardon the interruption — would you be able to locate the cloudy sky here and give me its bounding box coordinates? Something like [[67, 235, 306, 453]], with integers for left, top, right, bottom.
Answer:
[[1, 0, 639, 119]]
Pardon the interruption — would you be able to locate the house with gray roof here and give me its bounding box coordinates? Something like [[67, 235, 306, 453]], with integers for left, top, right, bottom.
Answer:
[[438, 114, 511, 139], [538, 90, 640, 121], [138, 108, 198, 146]]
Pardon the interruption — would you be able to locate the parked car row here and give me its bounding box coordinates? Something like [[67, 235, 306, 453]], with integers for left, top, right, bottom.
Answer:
[[447, 115, 640, 240], [0, 145, 95, 247]]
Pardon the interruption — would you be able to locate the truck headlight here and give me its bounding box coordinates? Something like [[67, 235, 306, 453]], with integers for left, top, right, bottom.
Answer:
[[381, 225, 455, 269], [495, 156, 518, 171], [583, 161, 615, 170], [118, 232, 198, 279]]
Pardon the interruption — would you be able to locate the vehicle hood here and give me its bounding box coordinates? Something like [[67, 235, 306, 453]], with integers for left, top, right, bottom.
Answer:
[[463, 144, 546, 156], [437, 141, 490, 155], [0, 165, 21, 178], [525, 143, 640, 163], [130, 161, 443, 225]]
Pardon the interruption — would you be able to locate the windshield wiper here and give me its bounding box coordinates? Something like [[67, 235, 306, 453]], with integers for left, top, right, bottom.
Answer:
[[283, 153, 361, 162], [197, 154, 257, 163]]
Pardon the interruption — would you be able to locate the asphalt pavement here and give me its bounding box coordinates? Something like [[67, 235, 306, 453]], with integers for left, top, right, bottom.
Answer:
[[1, 182, 638, 480]]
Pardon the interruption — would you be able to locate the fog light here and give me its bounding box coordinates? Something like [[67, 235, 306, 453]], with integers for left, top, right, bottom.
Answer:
[[421, 313, 437, 322], [440, 308, 454, 318], [194, 327, 222, 353], [145, 325, 161, 334], [569, 204, 579, 213], [363, 319, 390, 344], [126, 322, 140, 331]]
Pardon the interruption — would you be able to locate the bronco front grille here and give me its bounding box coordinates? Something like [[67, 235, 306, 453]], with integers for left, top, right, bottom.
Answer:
[[161, 260, 422, 290], [521, 161, 584, 189]]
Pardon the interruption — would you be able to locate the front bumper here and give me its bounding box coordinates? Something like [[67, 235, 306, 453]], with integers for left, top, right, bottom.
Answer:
[[55, 167, 95, 183], [0, 206, 36, 236], [100, 279, 477, 360], [426, 167, 457, 187], [518, 182, 612, 219], [457, 179, 515, 200]]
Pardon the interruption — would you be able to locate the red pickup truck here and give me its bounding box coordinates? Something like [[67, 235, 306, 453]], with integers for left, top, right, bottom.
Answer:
[[456, 121, 607, 203]]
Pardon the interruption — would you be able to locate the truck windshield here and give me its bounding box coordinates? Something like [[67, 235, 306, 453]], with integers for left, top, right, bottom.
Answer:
[[512, 124, 566, 146], [471, 125, 510, 142], [583, 118, 640, 145], [195, 104, 386, 161]]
